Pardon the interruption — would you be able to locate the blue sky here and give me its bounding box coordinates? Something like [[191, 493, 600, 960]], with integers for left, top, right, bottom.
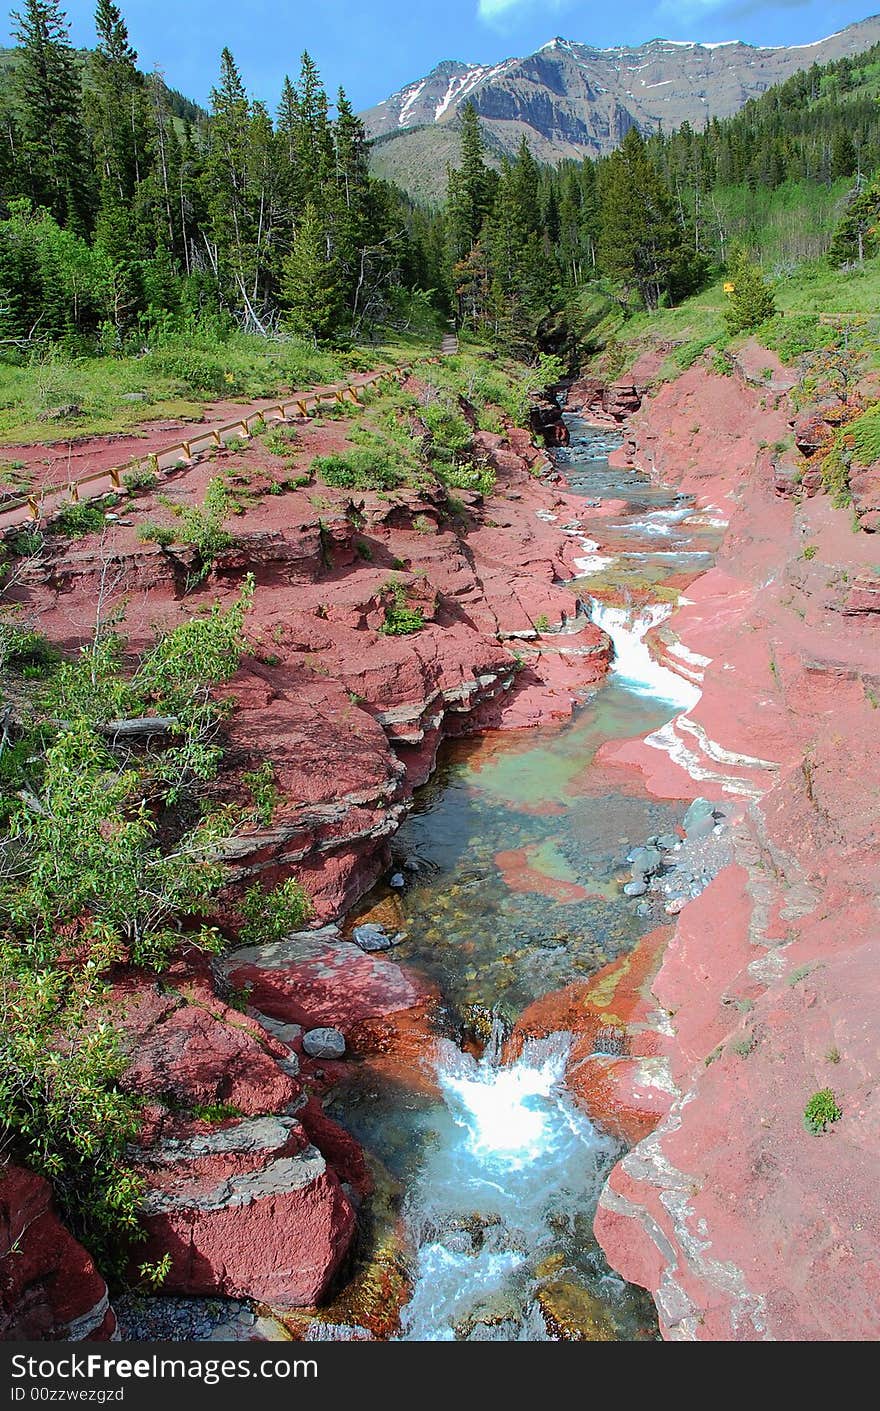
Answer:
[[3, 0, 877, 111]]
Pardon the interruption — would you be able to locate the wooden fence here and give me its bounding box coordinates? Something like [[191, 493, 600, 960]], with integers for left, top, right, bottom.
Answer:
[[0, 362, 419, 536]]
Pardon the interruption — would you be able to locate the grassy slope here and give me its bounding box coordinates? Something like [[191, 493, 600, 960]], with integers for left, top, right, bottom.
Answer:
[[583, 254, 880, 385], [0, 328, 440, 448]]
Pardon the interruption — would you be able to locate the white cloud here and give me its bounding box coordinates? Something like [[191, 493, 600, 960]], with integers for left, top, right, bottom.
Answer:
[[477, 0, 571, 26]]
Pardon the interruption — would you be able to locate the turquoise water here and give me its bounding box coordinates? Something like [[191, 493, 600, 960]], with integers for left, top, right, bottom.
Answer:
[[324, 422, 710, 1342]]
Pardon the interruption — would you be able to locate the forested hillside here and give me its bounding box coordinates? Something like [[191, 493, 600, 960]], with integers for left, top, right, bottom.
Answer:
[[0, 0, 878, 370]]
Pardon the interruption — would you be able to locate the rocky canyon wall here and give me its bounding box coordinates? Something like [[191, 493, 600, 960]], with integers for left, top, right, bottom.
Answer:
[[590, 354, 880, 1340]]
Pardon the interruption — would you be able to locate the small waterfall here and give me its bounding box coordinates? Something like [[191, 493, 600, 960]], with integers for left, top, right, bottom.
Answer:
[[397, 1033, 618, 1341], [590, 598, 701, 712]]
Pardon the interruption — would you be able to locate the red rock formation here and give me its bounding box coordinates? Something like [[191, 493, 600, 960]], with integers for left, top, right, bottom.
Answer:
[[513, 927, 675, 1145], [95, 953, 362, 1310], [0, 1167, 116, 1341], [1, 376, 617, 1329], [134, 1114, 356, 1307], [589, 352, 880, 1341]]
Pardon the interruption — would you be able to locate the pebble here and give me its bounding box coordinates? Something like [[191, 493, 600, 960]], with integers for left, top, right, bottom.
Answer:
[[389, 873, 406, 889], [303, 1027, 346, 1059], [354, 923, 392, 952], [623, 879, 648, 897]]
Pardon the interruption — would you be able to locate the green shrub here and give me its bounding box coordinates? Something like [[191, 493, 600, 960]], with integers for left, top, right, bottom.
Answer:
[[803, 1088, 842, 1134], [436, 461, 496, 496], [311, 449, 402, 491], [758, 314, 826, 364], [144, 349, 235, 396], [5, 529, 45, 558], [262, 425, 299, 459], [847, 404, 880, 466], [381, 580, 425, 636], [122, 466, 159, 493], [50, 499, 109, 538], [239, 877, 312, 943], [422, 399, 472, 457], [136, 522, 176, 547], [0, 959, 143, 1269], [243, 762, 278, 827], [1, 627, 61, 675]]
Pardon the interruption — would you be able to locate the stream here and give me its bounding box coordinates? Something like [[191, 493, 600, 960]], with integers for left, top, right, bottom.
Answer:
[[326, 414, 723, 1342]]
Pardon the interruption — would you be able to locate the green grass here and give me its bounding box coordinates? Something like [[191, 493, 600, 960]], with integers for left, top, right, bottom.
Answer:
[[848, 404, 880, 464], [580, 249, 880, 383], [0, 328, 436, 446]]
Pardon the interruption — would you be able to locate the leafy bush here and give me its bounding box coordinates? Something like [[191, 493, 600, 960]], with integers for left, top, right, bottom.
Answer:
[[243, 762, 278, 827], [136, 522, 176, 547], [144, 349, 236, 396], [803, 1088, 842, 1134], [758, 314, 827, 363], [381, 580, 425, 636], [239, 877, 312, 944], [122, 466, 159, 493], [1, 627, 60, 675], [5, 529, 45, 558], [422, 399, 472, 457], [311, 448, 402, 491], [0, 957, 143, 1267], [436, 461, 496, 496], [50, 499, 110, 538], [847, 404, 880, 466]]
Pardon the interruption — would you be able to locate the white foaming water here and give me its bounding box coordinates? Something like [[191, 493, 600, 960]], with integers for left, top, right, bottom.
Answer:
[[573, 536, 614, 577], [617, 506, 694, 537], [590, 598, 701, 711], [398, 1031, 618, 1341]]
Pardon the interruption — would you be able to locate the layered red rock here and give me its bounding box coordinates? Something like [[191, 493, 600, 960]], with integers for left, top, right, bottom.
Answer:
[[588, 353, 880, 1341], [0, 1166, 116, 1341], [514, 927, 675, 1146], [224, 925, 441, 1094], [134, 1115, 356, 1307]]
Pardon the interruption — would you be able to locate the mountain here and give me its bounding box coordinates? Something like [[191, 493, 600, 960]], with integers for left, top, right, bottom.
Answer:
[[365, 15, 880, 200]]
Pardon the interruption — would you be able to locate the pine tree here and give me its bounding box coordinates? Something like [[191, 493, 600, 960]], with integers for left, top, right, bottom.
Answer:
[[446, 101, 492, 266], [202, 48, 271, 326], [828, 177, 880, 266], [723, 245, 776, 333], [87, 1, 151, 330], [88, 0, 147, 200], [11, 0, 92, 230], [281, 198, 342, 343], [598, 128, 696, 310], [486, 140, 555, 354]]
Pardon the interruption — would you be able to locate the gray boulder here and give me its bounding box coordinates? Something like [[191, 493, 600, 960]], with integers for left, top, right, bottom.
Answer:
[[302, 1027, 346, 1060], [353, 923, 393, 953], [630, 846, 664, 878], [624, 880, 648, 897]]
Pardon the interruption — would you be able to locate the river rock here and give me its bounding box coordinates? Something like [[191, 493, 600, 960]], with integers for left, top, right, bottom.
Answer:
[[624, 880, 648, 897], [353, 923, 393, 953], [389, 873, 406, 889], [683, 797, 715, 831], [630, 846, 664, 878], [303, 1027, 347, 1059], [657, 833, 679, 851]]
